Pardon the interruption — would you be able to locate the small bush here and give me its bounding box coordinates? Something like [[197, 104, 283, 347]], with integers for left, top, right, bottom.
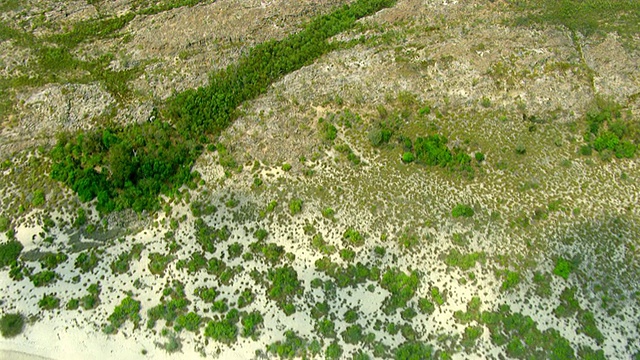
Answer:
[[553, 258, 573, 280], [401, 152, 415, 163], [452, 204, 474, 218], [515, 144, 526, 155], [38, 293, 61, 310], [282, 163, 292, 171], [579, 145, 592, 156], [288, 198, 303, 215], [0, 241, 23, 268], [0, 313, 25, 338], [475, 152, 485, 162]]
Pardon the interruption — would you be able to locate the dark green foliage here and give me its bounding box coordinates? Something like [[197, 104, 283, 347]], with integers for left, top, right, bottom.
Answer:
[[339, 248, 356, 262], [481, 305, 576, 359], [288, 198, 303, 215], [0, 241, 23, 268], [0, 217, 9, 232], [110, 244, 144, 274], [194, 286, 218, 303], [267, 266, 303, 310], [341, 324, 364, 345], [316, 318, 336, 338], [401, 307, 418, 321], [500, 270, 521, 292], [555, 287, 581, 318], [66, 298, 80, 310], [414, 134, 452, 166], [451, 204, 474, 218], [194, 219, 229, 253], [553, 257, 573, 280], [343, 228, 364, 246], [38, 293, 60, 310], [176, 251, 207, 273], [315, 258, 379, 288], [267, 330, 307, 359], [174, 312, 202, 333], [401, 152, 415, 163], [418, 297, 435, 315], [319, 119, 338, 141], [578, 311, 604, 344], [394, 341, 433, 360], [148, 252, 174, 275], [0, 313, 25, 338], [30, 270, 57, 287], [250, 241, 285, 265], [326, 342, 344, 360], [204, 319, 238, 344], [444, 249, 485, 270], [40, 252, 68, 270], [237, 288, 255, 308], [580, 145, 593, 156], [380, 268, 420, 314], [50, 122, 199, 213], [344, 308, 360, 323], [147, 281, 190, 328], [475, 152, 485, 162], [515, 144, 527, 155], [241, 311, 263, 338], [74, 251, 100, 273], [106, 296, 141, 332], [368, 127, 393, 147]]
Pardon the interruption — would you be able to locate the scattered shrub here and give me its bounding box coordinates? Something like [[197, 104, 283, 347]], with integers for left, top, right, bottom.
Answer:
[[451, 204, 474, 218], [0, 313, 25, 338], [401, 152, 415, 163], [0, 241, 23, 268], [553, 257, 573, 280], [288, 198, 303, 215], [38, 293, 60, 310]]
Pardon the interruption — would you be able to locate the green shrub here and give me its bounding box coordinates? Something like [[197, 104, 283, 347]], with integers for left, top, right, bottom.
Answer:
[[451, 204, 474, 218], [339, 248, 356, 262], [326, 342, 344, 360], [32, 190, 45, 206], [615, 140, 636, 158], [553, 257, 573, 280], [38, 293, 60, 310], [0, 217, 10, 232], [414, 135, 452, 166], [579, 145, 593, 156], [40, 252, 68, 270], [288, 198, 303, 215], [394, 341, 433, 360], [343, 228, 364, 246], [401, 152, 415, 163], [241, 310, 264, 337], [593, 131, 619, 152], [75, 251, 100, 273], [106, 296, 141, 331], [282, 163, 292, 171], [0, 241, 23, 268], [148, 252, 175, 275], [0, 313, 25, 338], [204, 319, 237, 344], [30, 270, 57, 287], [515, 144, 526, 155]]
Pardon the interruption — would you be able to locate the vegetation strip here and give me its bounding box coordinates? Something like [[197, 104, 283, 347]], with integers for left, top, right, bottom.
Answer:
[[49, 0, 397, 213]]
